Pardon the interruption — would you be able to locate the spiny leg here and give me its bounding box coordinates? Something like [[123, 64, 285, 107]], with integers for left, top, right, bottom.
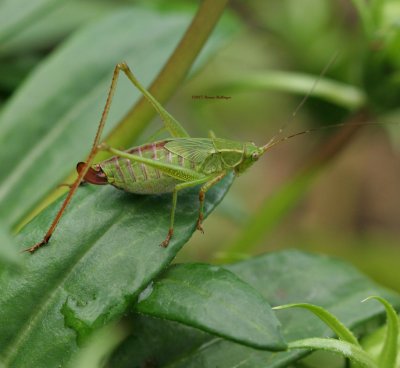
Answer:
[[161, 177, 211, 248], [196, 172, 226, 233], [25, 64, 123, 253]]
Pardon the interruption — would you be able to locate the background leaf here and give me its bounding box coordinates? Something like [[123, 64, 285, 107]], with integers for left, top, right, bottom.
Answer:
[[136, 263, 286, 350]]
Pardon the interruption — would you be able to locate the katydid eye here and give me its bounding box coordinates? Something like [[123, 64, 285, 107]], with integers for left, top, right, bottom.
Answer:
[[252, 153, 259, 160]]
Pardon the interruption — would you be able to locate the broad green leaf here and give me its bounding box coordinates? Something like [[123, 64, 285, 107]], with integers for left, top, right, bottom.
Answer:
[[0, 175, 233, 368], [136, 263, 286, 350], [0, 6, 234, 228], [274, 303, 359, 346], [288, 338, 378, 368], [108, 250, 400, 368], [364, 296, 399, 368]]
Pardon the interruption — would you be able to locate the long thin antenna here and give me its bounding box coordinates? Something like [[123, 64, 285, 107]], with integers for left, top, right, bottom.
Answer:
[[261, 118, 400, 153], [264, 51, 340, 150]]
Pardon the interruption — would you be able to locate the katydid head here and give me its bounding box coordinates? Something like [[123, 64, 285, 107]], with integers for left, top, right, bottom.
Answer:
[[235, 135, 300, 175], [234, 142, 264, 175]]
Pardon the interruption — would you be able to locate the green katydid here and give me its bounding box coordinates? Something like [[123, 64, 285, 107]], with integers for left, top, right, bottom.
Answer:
[[24, 62, 366, 253]]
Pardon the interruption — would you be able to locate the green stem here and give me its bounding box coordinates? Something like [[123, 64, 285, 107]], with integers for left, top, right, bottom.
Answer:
[[105, 0, 229, 150]]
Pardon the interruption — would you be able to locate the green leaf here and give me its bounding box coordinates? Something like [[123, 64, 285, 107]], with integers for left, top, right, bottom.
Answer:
[[273, 303, 359, 346], [0, 175, 233, 368], [363, 296, 399, 368], [288, 338, 378, 368], [136, 263, 286, 350], [108, 250, 400, 367]]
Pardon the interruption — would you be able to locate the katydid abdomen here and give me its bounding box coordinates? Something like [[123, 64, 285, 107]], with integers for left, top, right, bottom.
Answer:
[[82, 139, 202, 194]]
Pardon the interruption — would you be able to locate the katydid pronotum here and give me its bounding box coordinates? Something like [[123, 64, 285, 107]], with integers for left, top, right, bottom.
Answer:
[[24, 62, 371, 253]]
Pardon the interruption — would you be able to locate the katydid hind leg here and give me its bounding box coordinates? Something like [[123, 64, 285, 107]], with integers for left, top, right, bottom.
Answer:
[[25, 64, 124, 253], [161, 177, 212, 248], [196, 172, 227, 233], [117, 62, 189, 138]]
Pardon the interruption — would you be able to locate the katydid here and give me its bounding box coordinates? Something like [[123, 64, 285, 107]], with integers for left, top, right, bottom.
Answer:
[[23, 62, 367, 253]]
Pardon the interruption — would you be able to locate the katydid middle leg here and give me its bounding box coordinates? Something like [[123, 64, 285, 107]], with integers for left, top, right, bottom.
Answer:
[[161, 177, 212, 247], [196, 172, 227, 233]]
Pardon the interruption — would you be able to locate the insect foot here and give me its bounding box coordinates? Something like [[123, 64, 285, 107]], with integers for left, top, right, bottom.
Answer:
[[23, 237, 50, 254], [160, 228, 174, 248], [196, 214, 204, 234]]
